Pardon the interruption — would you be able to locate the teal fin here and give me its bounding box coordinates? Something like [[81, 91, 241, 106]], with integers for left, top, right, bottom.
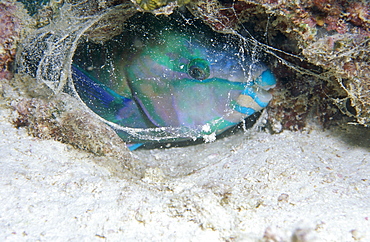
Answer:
[[72, 64, 149, 128], [127, 143, 143, 151]]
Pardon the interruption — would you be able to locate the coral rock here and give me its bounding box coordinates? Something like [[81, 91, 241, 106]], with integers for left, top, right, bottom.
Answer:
[[0, 1, 21, 80]]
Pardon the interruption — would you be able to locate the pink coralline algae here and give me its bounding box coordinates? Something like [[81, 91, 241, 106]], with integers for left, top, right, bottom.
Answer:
[[346, 1, 370, 29], [0, 1, 21, 80]]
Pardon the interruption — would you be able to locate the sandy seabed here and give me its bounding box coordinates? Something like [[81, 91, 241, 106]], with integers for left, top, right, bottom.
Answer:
[[0, 107, 369, 241]]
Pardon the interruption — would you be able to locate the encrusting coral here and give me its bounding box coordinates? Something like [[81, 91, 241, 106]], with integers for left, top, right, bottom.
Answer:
[[189, 0, 369, 128]]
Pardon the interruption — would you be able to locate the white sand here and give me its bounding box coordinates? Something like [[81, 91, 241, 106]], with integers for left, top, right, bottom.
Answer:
[[1, 106, 369, 241]]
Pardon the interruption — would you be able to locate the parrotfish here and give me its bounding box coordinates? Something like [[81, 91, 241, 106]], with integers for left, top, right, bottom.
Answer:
[[72, 12, 276, 150]]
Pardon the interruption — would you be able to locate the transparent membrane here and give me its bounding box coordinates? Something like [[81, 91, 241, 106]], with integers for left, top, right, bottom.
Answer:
[[17, 1, 336, 147]]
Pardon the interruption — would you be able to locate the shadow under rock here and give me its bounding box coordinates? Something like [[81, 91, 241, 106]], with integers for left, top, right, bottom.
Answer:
[[329, 123, 370, 151]]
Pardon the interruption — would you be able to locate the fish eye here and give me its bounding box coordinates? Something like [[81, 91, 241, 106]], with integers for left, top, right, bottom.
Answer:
[[187, 58, 210, 80]]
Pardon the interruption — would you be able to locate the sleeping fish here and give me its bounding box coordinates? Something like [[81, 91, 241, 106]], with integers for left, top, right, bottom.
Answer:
[[72, 13, 276, 150]]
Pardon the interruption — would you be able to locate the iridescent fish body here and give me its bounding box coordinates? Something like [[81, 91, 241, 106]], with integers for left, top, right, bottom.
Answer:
[[72, 13, 276, 149]]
